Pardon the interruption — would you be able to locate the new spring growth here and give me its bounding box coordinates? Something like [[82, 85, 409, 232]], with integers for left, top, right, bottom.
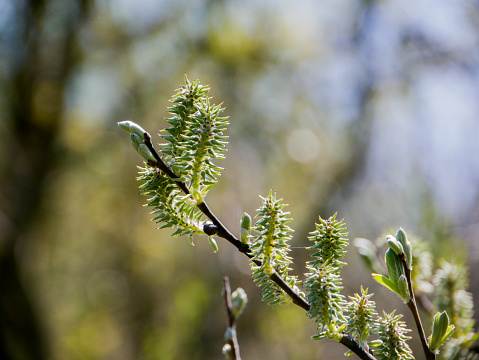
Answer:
[[203, 222, 219, 252], [376, 311, 414, 360], [346, 286, 378, 351], [396, 228, 413, 270], [222, 344, 233, 360], [397, 274, 411, 303], [231, 287, 248, 319], [386, 236, 411, 302], [372, 228, 416, 301], [118, 120, 147, 137], [118, 121, 156, 162], [240, 213, 251, 244], [372, 247, 407, 298], [208, 237, 218, 253], [387, 235, 404, 256], [429, 311, 455, 353]]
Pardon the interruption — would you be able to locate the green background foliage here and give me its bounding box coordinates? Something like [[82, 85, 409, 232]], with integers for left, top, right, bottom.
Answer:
[[1, 0, 478, 359]]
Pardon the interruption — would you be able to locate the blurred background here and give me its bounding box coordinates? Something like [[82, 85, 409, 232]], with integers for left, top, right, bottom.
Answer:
[[1, 0, 479, 359]]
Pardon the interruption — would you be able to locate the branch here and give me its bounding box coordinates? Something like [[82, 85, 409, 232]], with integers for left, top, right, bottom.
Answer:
[[144, 133, 249, 254], [340, 336, 377, 360], [401, 254, 435, 360], [143, 132, 376, 360], [223, 276, 241, 360]]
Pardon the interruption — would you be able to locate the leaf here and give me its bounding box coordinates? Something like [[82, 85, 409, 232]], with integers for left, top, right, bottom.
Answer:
[[442, 325, 455, 343], [385, 248, 404, 284], [373, 274, 399, 294], [208, 236, 218, 253]]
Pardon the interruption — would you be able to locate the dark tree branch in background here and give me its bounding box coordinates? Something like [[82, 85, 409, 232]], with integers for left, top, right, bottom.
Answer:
[[0, 1, 91, 359]]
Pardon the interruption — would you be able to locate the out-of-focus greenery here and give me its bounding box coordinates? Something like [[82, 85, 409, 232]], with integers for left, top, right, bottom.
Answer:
[[1, 1, 479, 359]]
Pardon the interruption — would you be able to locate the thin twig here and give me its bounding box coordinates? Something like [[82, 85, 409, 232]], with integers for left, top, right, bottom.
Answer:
[[143, 131, 377, 360], [223, 276, 241, 360], [340, 335, 377, 360], [401, 254, 435, 360], [377, 243, 436, 316]]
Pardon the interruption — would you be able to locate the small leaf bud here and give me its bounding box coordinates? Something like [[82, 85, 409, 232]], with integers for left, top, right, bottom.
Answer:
[[397, 274, 411, 303], [130, 133, 143, 149], [117, 120, 131, 132], [137, 144, 157, 162], [231, 287, 248, 319], [429, 311, 451, 352], [208, 236, 218, 253], [222, 344, 233, 360], [387, 235, 404, 256], [385, 248, 404, 283], [396, 228, 413, 269], [118, 120, 147, 138], [240, 212, 251, 244]]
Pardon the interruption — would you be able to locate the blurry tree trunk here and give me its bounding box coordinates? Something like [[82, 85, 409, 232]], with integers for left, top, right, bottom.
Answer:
[[0, 1, 90, 359]]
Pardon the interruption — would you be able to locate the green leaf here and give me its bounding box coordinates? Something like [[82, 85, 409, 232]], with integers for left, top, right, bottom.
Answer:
[[387, 235, 404, 256], [396, 228, 413, 270], [385, 248, 404, 284], [397, 274, 411, 303], [373, 274, 399, 294], [442, 325, 455, 343], [429, 311, 455, 353], [208, 236, 218, 253]]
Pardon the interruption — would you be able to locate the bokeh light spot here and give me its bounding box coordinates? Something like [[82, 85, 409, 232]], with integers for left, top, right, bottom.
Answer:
[[286, 128, 320, 164]]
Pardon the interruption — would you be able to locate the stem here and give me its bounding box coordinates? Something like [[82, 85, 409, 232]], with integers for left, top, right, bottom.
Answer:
[[198, 201, 250, 254], [143, 132, 376, 360], [269, 271, 309, 311], [340, 335, 376, 360], [223, 276, 241, 360], [401, 254, 435, 360]]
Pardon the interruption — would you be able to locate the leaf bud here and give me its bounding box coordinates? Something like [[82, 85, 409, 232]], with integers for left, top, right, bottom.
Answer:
[[118, 120, 147, 138], [208, 236, 218, 253], [385, 248, 404, 283], [137, 144, 157, 162], [240, 212, 251, 244], [231, 287, 248, 319], [222, 344, 233, 359], [387, 235, 404, 256], [397, 274, 411, 303], [130, 133, 143, 150], [429, 311, 452, 352], [396, 228, 413, 269]]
